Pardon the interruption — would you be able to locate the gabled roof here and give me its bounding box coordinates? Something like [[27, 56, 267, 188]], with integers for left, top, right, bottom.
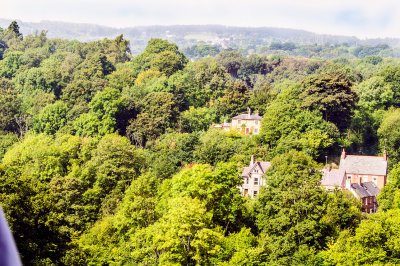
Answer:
[[241, 161, 271, 177], [339, 155, 388, 176], [321, 169, 346, 187], [232, 113, 263, 120], [351, 182, 380, 198]]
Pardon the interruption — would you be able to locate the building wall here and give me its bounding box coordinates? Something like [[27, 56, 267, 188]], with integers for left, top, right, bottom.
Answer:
[[345, 174, 386, 190], [349, 190, 378, 213], [239, 167, 265, 198], [231, 119, 261, 135], [362, 196, 377, 213]]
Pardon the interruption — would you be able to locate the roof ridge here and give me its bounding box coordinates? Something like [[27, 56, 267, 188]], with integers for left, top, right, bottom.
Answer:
[[345, 155, 384, 158]]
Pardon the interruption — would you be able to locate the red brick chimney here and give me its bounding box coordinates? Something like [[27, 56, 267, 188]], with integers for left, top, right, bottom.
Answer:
[[383, 150, 388, 161], [255, 110, 259, 116], [341, 148, 346, 159]]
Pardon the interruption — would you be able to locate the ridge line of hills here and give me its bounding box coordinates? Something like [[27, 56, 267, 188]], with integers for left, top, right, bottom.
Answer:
[[1, 18, 400, 55]]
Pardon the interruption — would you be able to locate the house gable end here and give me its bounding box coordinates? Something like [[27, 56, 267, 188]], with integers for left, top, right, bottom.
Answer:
[[249, 162, 265, 175]]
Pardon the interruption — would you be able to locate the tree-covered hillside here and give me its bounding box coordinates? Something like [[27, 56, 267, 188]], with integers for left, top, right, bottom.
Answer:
[[2, 21, 400, 265]]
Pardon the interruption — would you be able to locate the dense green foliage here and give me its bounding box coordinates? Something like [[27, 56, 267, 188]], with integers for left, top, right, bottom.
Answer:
[[1, 21, 400, 265]]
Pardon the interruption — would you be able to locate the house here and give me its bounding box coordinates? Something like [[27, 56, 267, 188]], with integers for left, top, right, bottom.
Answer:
[[321, 167, 347, 190], [350, 182, 380, 213], [239, 155, 271, 198], [231, 108, 263, 135], [213, 120, 231, 132], [339, 149, 388, 190]]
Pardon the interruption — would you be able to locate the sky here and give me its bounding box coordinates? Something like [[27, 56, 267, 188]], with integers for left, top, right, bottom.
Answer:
[[1, 0, 400, 39]]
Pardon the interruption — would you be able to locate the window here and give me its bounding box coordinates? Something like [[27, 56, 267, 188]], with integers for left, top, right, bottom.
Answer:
[[363, 176, 368, 182], [254, 128, 259, 134], [373, 177, 377, 185], [255, 120, 258, 125], [244, 189, 248, 196], [253, 190, 258, 197], [245, 177, 249, 184], [238, 120, 241, 124], [347, 176, 351, 179], [254, 177, 259, 185]]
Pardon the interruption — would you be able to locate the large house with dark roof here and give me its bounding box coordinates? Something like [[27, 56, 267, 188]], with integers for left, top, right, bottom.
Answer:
[[331, 149, 388, 213], [339, 149, 388, 190], [231, 108, 262, 135], [239, 155, 271, 198]]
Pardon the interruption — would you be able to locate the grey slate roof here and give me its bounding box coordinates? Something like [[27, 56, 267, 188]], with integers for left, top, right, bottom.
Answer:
[[241, 161, 271, 177], [321, 169, 346, 187], [339, 155, 388, 176], [232, 114, 263, 120], [351, 182, 380, 198]]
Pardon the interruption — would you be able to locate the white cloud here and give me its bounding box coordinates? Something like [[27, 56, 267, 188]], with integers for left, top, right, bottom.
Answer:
[[0, 0, 399, 38]]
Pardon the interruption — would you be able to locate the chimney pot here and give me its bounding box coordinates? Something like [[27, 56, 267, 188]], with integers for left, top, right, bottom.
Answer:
[[341, 148, 346, 159], [250, 155, 255, 166]]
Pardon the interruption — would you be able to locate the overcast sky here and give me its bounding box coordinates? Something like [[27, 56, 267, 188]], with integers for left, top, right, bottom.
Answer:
[[1, 0, 399, 38]]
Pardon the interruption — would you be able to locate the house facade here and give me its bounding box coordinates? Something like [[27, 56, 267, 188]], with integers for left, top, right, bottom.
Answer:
[[231, 109, 262, 135], [239, 155, 271, 198], [339, 149, 388, 190]]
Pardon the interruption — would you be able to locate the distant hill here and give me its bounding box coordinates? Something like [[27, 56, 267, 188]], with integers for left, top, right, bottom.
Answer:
[[1, 18, 400, 55]]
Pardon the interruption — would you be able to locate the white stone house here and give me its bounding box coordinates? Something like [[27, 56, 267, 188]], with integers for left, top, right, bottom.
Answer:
[[239, 155, 271, 198]]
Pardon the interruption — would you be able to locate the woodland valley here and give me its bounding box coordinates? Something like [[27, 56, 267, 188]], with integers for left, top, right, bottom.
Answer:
[[1, 20, 400, 265]]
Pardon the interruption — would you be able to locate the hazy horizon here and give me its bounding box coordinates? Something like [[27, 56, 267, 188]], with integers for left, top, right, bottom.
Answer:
[[1, 0, 399, 39]]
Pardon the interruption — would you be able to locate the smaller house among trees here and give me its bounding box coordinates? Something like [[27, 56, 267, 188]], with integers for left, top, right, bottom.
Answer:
[[213, 108, 263, 135], [231, 108, 262, 135], [239, 155, 271, 198]]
